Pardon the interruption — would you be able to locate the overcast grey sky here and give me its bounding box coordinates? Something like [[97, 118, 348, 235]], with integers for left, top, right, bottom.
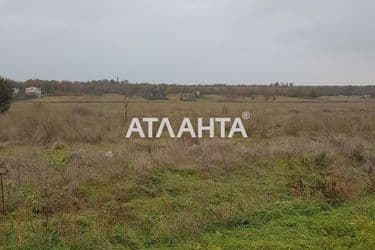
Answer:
[[0, 0, 374, 84]]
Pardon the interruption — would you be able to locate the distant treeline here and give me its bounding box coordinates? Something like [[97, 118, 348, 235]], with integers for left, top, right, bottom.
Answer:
[[13, 79, 375, 98]]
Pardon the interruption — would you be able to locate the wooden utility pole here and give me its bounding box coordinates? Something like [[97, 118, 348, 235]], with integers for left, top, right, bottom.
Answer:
[[123, 94, 129, 126], [0, 175, 4, 216], [0, 163, 8, 217]]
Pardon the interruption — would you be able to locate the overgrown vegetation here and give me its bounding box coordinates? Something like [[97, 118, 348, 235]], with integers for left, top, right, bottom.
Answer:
[[0, 77, 13, 113], [12, 78, 375, 98], [0, 95, 374, 248]]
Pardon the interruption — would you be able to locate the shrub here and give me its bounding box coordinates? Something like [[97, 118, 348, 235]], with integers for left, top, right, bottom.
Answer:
[[0, 77, 13, 113]]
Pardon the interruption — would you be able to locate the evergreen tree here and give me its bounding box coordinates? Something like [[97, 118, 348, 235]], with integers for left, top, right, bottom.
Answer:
[[0, 77, 13, 113]]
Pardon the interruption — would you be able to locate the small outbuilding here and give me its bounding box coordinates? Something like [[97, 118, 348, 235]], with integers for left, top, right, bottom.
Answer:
[[146, 88, 168, 100], [180, 90, 201, 101]]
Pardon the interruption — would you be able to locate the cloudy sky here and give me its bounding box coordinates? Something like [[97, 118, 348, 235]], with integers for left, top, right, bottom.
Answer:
[[0, 0, 374, 84]]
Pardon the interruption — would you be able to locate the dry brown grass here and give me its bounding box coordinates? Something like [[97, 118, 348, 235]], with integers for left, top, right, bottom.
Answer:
[[1, 95, 374, 145], [0, 95, 374, 248]]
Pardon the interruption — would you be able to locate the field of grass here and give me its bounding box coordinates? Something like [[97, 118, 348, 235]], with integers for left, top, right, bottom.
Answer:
[[0, 95, 374, 249]]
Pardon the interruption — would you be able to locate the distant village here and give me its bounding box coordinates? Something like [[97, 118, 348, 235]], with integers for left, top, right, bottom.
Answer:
[[12, 85, 203, 101], [10, 80, 375, 100], [13, 86, 42, 99]]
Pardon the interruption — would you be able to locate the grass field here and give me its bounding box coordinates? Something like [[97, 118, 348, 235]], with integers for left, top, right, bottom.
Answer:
[[0, 95, 374, 249]]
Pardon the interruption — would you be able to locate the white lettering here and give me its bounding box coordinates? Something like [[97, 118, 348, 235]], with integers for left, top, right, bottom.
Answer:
[[215, 118, 231, 138], [155, 118, 176, 138], [228, 118, 248, 138], [177, 118, 197, 138], [198, 118, 215, 138], [125, 118, 145, 138], [142, 118, 159, 138]]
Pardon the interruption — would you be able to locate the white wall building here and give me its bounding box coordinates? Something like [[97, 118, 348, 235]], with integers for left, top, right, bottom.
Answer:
[[25, 87, 42, 97]]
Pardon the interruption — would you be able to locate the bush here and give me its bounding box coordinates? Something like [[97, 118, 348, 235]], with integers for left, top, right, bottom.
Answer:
[[0, 77, 13, 113]]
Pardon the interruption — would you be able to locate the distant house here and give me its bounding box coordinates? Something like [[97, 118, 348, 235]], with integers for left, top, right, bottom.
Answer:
[[25, 87, 42, 97], [180, 90, 201, 101], [193, 91, 201, 97]]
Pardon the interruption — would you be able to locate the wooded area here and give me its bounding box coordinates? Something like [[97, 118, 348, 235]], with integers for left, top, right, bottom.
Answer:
[[13, 79, 375, 98]]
